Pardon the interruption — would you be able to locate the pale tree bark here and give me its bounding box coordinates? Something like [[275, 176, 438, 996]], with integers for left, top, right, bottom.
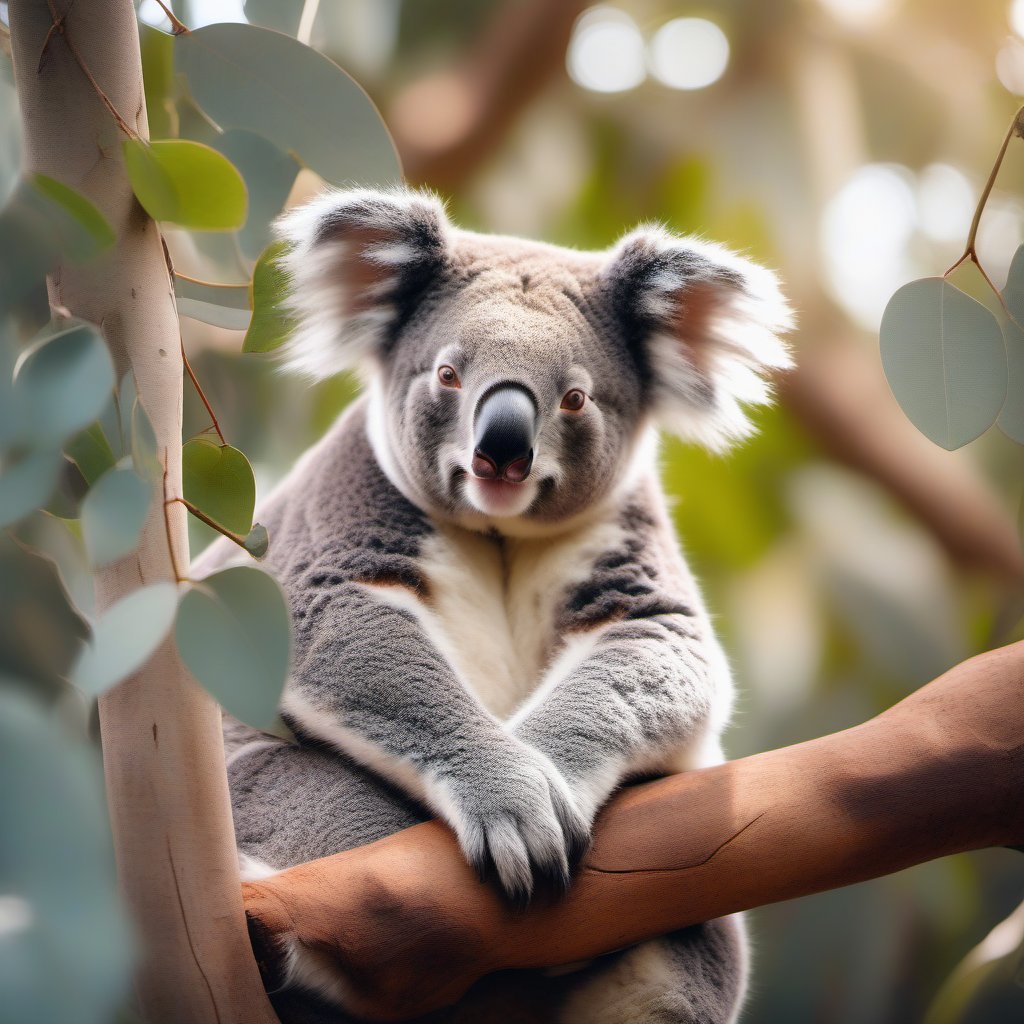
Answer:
[[8, 2, 276, 1020]]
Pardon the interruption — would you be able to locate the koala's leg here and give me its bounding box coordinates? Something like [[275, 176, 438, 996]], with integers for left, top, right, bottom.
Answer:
[[554, 916, 748, 1024], [227, 731, 429, 872]]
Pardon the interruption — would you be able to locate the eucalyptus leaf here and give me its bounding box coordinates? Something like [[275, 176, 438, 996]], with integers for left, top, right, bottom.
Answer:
[[176, 296, 253, 330], [0, 177, 114, 310], [212, 130, 300, 258], [244, 240, 296, 353], [66, 422, 118, 486], [140, 25, 178, 140], [175, 565, 291, 729], [71, 583, 179, 697], [0, 450, 63, 529], [130, 399, 161, 483], [182, 438, 255, 535], [880, 277, 1006, 450], [174, 273, 252, 330], [15, 320, 115, 449], [999, 244, 1024, 444], [123, 139, 248, 231], [0, 535, 89, 695], [176, 23, 402, 187], [31, 175, 116, 254], [0, 689, 133, 1024], [80, 467, 152, 567]]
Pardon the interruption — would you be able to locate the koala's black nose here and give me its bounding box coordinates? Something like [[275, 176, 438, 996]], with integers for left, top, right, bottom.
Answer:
[[472, 385, 537, 483]]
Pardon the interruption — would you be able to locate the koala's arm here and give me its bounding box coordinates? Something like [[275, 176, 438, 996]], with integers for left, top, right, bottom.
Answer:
[[508, 491, 730, 826], [281, 575, 589, 902]]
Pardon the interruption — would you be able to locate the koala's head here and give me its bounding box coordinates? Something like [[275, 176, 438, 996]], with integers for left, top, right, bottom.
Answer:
[[276, 187, 793, 534]]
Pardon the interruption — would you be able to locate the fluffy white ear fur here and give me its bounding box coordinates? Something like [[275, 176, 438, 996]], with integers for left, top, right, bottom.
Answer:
[[606, 226, 795, 451], [274, 185, 451, 380]]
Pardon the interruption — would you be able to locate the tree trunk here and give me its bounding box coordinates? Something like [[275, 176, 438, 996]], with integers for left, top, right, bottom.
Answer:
[[7, 2, 277, 1020]]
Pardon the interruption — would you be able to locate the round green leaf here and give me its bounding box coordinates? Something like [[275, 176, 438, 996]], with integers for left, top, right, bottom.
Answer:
[[80, 467, 151, 567], [65, 421, 118, 486], [244, 240, 297, 353], [71, 583, 179, 697], [182, 438, 256, 535], [123, 139, 248, 231], [16, 320, 115, 449], [0, 689, 133, 1024], [0, 450, 62, 529], [880, 277, 1006, 451], [212, 130, 300, 259], [175, 565, 291, 730], [176, 24, 402, 187], [31, 174, 116, 253], [999, 244, 1024, 444]]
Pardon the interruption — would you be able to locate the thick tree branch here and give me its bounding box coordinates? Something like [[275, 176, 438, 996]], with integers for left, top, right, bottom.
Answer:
[[243, 641, 1024, 1021], [390, 0, 585, 191]]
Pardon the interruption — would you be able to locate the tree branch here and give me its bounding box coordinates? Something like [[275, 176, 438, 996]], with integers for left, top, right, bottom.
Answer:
[[243, 641, 1024, 1021], [390, 0, 586, 191]]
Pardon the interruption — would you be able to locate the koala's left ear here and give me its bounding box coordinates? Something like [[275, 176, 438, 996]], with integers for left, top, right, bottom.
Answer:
[[604, 226, 795, 450], [274, 186, 452, 379]]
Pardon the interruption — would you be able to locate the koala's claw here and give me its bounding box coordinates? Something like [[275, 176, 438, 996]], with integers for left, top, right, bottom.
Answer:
[[439, 741, 591, 906]]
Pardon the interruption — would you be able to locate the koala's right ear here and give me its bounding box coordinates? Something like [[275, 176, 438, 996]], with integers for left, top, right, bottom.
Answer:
[[274, 186, 451, 379]]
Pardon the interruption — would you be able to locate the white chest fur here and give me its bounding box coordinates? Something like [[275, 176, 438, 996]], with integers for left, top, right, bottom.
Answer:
[[382, 517, 625, 720]]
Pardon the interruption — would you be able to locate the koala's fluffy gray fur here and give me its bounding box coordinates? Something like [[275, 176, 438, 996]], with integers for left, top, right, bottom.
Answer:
[[200, 186, 793, 1023]]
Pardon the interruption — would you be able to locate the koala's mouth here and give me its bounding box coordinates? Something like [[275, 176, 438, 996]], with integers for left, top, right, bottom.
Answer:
[[459, 468, 539, 518]]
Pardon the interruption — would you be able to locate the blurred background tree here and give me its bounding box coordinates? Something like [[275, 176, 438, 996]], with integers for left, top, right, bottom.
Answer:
[[3, 0, 1024, 1020]]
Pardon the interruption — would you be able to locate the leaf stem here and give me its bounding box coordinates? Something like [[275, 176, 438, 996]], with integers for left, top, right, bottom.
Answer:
[[152, 0, 190, 35], [167, 496, 248, 549], [945, 106, 1024, 277], [180, 338, 227, 445]]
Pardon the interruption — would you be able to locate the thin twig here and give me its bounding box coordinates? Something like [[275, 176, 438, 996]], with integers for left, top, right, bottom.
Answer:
[[42, 0, 139, 138], [152, 0, 190, 35], [941, 105, 1024, 331], [167, 496, 248, 549], [180, 338, 226, 446], [162, 460, 187, 583]]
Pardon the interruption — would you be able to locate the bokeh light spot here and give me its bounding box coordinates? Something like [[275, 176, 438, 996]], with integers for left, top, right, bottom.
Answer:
[[567, 6, 647, 94], [821, 163, 919, 330], [649, 18, 729, 91], [916, 164, 974, 244]]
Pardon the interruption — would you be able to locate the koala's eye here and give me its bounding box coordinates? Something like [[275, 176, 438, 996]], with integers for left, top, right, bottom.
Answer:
[[438, 365, 461, 389], [560, 388, 586, 412]]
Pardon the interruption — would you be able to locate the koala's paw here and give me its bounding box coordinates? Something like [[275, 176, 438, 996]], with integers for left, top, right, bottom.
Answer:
[[436, 740, 591, 906]]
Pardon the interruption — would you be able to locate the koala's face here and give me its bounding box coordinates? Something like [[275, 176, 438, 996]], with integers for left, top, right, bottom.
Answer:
[[277, 189, 793, 532], [378, 246, 647, 526]]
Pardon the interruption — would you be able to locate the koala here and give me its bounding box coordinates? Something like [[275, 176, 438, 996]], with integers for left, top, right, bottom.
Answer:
[[206, 185, 793, 1024]]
